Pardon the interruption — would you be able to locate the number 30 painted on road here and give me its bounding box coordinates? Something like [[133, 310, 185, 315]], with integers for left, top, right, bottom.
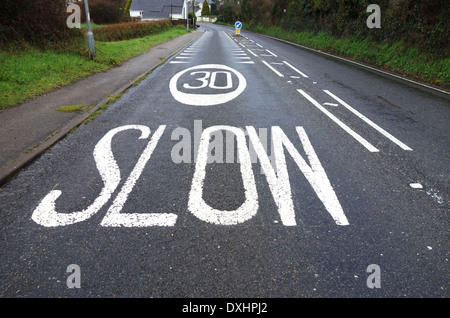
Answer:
[[169, 64, 246, 106]]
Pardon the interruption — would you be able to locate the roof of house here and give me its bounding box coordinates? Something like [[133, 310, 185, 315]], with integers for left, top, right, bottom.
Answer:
[[141, 7, 182, 20], [130, 0, 185, 14]]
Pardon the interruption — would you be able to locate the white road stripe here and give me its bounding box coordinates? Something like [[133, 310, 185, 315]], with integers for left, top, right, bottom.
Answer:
[[256, 43, 263, 48], [323, 90, 412, 151], [265, 49, 278, 57], [283, 61, 308, 78], [297, 89, 379, 152], [262, 60, 284, 77], [247, 49, 258, 57]]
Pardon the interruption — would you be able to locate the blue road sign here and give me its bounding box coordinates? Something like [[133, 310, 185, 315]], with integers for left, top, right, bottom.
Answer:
[[235, 21, 242, 29]]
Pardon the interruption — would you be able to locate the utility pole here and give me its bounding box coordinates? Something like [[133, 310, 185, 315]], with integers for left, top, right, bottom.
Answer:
[[83, 0, 96, 58], [186, 0, 189, 31], [192, 0, 195, 30]]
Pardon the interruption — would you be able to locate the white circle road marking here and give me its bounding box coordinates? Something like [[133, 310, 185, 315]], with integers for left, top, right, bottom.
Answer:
[[169, 64, 247, 106]]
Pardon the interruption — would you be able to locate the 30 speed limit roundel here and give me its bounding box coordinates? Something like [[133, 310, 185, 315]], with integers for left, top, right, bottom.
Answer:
[[169, 64, 247, 106]]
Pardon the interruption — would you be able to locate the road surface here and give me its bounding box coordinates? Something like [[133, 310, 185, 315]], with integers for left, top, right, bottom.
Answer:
[[0, 23, 448, 300]]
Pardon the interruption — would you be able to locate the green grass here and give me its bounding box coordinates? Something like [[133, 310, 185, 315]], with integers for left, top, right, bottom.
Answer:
[[249, 25, 450, 88], [0, 25, 188, 109], [81, 23, 103, 29], [56, 104, 90, 112]]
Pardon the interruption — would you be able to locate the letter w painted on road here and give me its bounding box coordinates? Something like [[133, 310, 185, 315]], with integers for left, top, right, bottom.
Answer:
[[247, 126, 349, 226]]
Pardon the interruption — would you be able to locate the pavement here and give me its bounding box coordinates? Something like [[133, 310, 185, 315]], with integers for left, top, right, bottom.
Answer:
[[0, 29, 202, 186]]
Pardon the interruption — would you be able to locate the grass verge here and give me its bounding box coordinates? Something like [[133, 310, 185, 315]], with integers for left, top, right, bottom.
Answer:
[[246, 24, 450, 89], [56, 104, 90, 112], [0, 25, 188, 110]]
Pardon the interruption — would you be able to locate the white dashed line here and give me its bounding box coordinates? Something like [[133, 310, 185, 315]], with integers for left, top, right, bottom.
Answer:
[[247, 49, 258, 57], [265, 49, 278, 57], [324, 90, 412, 151], [283, 61, 308, 78], [297, 89, 379, 153], [262, 60, 284, 77]]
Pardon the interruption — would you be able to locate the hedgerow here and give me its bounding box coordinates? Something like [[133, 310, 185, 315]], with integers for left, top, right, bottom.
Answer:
[[92, 20, 173, 42]]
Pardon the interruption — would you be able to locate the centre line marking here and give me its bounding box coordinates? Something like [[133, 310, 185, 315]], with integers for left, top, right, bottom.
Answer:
[[297, 89, 379, 152], [283, 61, 309, 78], [247, 49, 258, 57], [323, 102, 339, 107], [323, 90, 412, 151], [265, 49, 278, 57], [256, 43, 263, 48], [262, 60, 284, 77]]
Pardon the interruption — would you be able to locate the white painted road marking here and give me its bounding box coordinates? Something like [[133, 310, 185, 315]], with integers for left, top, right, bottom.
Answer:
[[188, 126, 259, 225], [262, 60, 284, 77], [169, 64, 247, 106], [100, 125, 177, 227], [247, 126, 349, 226], [32, 124, 349, 227], [297, 89, 380, 152], [324, 90, 412, 151], [32, 125, 152, 227], [283, 61, 308, 78], [265, 49, 278, 57], [247, 49, 258, 57]]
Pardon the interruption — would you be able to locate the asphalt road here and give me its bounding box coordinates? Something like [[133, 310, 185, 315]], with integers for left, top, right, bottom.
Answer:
[[0, 23, 448, 299]]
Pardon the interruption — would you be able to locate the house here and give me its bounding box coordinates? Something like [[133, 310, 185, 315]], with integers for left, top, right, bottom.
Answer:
[[129, 0, 188, 21], [195, 0, 213, 17]]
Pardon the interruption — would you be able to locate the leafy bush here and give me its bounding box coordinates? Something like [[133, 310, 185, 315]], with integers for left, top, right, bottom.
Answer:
[[218, 0, 449, 56], [92, 20, 172, 42], [0, 0, 84, 51], [89, 0, 123, 25]]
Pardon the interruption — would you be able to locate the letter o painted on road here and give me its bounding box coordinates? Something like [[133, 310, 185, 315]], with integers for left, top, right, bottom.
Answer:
[[169, 64, 247, 106]]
